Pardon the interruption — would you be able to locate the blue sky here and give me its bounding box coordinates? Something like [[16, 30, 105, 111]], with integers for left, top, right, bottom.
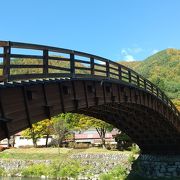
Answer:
[[1, 0, 180, 61]]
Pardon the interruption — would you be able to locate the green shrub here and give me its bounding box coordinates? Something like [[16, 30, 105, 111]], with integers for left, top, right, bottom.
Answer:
[[128, 154, 136, 164], [57, 161, 83, 178], [100, 173, 114, 180], [21, 160, 85, 178], [21, 163, 49, 177], [100, 165, 128, 180], [129, 144, 140, 154], [0, 167, 6, 176]]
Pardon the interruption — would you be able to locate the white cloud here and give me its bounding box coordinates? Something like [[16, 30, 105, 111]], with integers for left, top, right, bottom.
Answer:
[[124, 54, 135, 62], [128, 47, 143, 54], [121, 48, 135, 62], [121, 49, 128, 55], [151, 49, 159, 55]]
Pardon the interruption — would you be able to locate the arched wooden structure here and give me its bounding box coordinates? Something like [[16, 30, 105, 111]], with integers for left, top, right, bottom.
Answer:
[[0, 41, 179, 154]]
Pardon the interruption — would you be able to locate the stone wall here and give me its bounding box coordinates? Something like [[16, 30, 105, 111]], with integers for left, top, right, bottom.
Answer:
[[0, 153, 131, 178], [0, 159, 51, 172], [71, 153, 131, 176], [133, 154, 180, 178]]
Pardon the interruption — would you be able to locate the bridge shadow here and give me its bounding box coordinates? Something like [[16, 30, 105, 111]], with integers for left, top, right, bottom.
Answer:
[[126, 156, 180, 180], [126, 155, 148, 180]]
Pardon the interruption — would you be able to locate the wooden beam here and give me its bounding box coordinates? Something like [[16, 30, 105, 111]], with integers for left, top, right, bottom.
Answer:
[[22, 86, 32, 128], [0, 90, 10, 139], [58, 82, 65, 113], [83, 81, 88, 108]]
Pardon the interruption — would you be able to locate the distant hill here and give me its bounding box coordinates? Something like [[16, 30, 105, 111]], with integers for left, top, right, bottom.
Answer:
[[119, 49, 180, 100]]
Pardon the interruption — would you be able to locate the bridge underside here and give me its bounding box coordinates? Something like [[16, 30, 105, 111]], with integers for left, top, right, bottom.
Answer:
[[0, 78, 179, 154]]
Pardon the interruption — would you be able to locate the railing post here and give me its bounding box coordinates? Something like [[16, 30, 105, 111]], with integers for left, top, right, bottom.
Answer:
[[137, 75, 140, 87], [118, 65, 122, 80], [3, 45, 11, 81], [43, 49, 48, 75], [151, 84, 154, 94], [70, 53, 75, 77], [144, 80, 147, 90], [90, 57, 94, 76], [157, 88, 159, 97], [106, 61, 110, 79], [128, 70, 131, 83], [161, 92, 164, 101]]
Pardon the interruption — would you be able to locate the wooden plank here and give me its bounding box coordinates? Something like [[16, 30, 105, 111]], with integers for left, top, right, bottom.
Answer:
[[94, 63, 106, 68], [10, 54, 43, 59], [42, 83, 51, 119], [48, 56, 70, 61], [74, 59, 90, 64], [94, 68, 106, 73], [102, 82, 106, 104], [0, 41, 10, 47], [22, 86, 32, 128], [75, 66, 90, 71], [128, 70, 132, 83], [0, 89, 10, 139], [0, 75, 7, 82], [58, 82, 65, 113], [72, 81, 78, 110], [106, 61, 110, 78], [10, 64, 43, 68], [93, 81, 98, 105], [118, 66, 122, 80], [83, 81, 88, 108], [109, 66, 118, 71], [43, 50, 48, 75], [70, 53, 75, 77], [8, 73, 71, 80], [48, 65, 70, 71], [3, 46, 11, 80], [109, 71, 119, 76], [90, 57, 94, 75]]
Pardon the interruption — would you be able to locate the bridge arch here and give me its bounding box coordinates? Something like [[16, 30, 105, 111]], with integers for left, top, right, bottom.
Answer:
[[0, 41, 179, 154]]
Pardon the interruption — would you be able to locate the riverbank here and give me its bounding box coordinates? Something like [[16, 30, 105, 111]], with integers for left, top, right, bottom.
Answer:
[[0, 147, 135, 179]]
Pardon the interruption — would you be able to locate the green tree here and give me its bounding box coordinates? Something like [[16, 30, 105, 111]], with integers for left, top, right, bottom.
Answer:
[[52, 113, 114, 149], [78, 115, 114, 148], [22, 119, 53, 147], [52, 113, 79, 147]]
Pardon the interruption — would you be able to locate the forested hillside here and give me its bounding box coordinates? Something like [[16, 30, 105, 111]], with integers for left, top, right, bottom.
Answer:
[[120, 49, 180, 101]]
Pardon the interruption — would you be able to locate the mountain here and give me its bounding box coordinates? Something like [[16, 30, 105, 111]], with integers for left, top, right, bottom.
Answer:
[[119, 49, 180, 100]]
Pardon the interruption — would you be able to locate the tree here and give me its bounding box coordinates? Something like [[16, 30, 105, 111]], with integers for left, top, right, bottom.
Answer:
[[40, 119, 54, 147], [52, 113, 114, 149], [115, 131, 133, 150], [52, 113, 79, 147], [78, 115, 114, 149], [22, 119, 53, 147]]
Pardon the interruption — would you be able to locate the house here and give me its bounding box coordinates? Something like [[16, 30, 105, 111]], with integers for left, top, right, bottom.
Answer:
[[0, 128, 119, 147]]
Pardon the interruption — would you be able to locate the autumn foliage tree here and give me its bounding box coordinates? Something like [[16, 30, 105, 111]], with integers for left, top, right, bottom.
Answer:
[[22, 119, 53, 147]]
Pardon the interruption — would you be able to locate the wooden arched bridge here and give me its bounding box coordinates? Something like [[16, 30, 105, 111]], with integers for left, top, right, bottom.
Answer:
[[0, 41, 179, 154]]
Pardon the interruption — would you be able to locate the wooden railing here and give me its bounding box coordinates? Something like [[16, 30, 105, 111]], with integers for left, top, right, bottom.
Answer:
[[0, 41, 179, 117]]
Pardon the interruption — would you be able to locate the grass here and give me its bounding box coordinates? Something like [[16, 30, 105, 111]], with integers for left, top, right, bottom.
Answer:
[[0, 147, 72, 160], [0, 147, 132, 160]]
